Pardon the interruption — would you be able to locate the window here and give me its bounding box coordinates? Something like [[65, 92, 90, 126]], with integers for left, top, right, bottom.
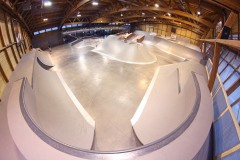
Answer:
[[231, 56, 240, 68], [218, 49, 240, 123], [62, 26, 66, 29], [228, 86, 240, 105], [39, 30, 45, 33], [72, 24, 77, 27], [52, 27, 58, 30], [218, 61, 228, 73], [34, 31, 39, 35], [224, 72, 239, 90], [220, 65, 234, 82], [67, 25, 71, 28], [46, 28, 51, 32], [232, 102, 240, 123]]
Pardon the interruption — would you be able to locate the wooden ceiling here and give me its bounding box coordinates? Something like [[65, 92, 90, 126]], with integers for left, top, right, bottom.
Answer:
[[1, 0, 240, 36]]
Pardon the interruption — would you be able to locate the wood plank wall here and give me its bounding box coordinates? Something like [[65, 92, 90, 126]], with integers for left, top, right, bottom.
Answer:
[[0, 9, 31, 102], [137, 23, 201, 45]]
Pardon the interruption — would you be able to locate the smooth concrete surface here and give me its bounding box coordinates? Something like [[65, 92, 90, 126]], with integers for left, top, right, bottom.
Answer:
[[92, 35, 157, 64], [155, 39, 202, 61], [7, 79, 89, 160], [138, 74, 213, 160], [74, 38, 103, 49], [36, 50, 54, 67], [0, 32, 210, 160], [50, 36, 205, 151], [132, 65, 197, 144], [0, 52, 36, 160], [50, 43, 180, 151], [32, 57, 95, 149]]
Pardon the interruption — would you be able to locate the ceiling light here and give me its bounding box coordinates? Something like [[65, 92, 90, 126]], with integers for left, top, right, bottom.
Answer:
[[154, 17, 156, 19], [44, 1, 52, 7], [155, 4, 159, 7], [167, 13, 171, 16], [43, 18, 48, 21], [142, 12, 145, 16], [92, 1, 98, 6], [121, 13, 123, 17], [77, 12, 81, 17], [144, 19, 146, 21], [197, 11, 201, 15]]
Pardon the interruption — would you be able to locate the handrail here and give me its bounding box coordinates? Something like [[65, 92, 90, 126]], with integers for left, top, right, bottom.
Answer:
[[19, 72, 201, 159], [200, 39, 240, 51], [0, 42, 17, 53]]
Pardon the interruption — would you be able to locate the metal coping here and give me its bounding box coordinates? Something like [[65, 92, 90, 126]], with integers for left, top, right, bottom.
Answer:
[[19, 71, 201, 160]]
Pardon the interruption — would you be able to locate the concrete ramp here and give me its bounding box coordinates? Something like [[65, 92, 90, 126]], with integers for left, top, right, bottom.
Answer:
[[155, 38, 202, 61], [74, 38, 102, 49], [31, 57, 95, 149], [36, 51, 54, 68], [131, 65, 197, 144], [92, 35, 157, 64]]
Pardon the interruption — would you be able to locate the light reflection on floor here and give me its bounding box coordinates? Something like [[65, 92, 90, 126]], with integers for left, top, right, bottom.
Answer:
[[50, 38, 200, 151]]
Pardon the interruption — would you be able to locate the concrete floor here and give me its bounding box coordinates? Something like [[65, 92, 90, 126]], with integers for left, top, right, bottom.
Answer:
[[50, 38, 202, 151]]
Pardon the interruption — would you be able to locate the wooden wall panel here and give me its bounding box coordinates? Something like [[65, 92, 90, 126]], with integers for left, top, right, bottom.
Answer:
[[157, 29, 161, 35], [186, 30, 191, 38], [158, 24, 162, 30], [167, 25, 172, 33], [191, 33, 196, 39], [7, 17, 14, 43], [0, 52, 12, 79], [7, 48, 16, 67], [0, 9, 31, 100], [13, 45, 20, 61], [176, 28, 181, 34], [137, 23, 201, 45], [0, 22, 9, 44], [0, 71, 6, 97], [146, 25, 150, 32], [162, 24, 167, 30]]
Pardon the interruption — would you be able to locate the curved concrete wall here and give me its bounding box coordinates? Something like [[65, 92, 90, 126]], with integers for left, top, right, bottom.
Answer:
[[131, 65, 197, 144], [3, 40, 213, 160], [31, 57, 95, 149]]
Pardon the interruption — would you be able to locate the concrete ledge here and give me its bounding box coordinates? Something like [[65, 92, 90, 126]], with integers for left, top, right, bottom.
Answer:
[[131, 65, 197, 144]]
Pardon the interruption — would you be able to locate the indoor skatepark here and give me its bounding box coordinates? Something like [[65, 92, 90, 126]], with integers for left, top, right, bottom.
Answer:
[[0, 1, 240, 160], [1, 31, 213, 159]]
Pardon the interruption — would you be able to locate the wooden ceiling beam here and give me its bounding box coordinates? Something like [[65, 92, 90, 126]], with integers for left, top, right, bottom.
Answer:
[[116, 15, 206, 32], [132, 20, 204, 35], [0, 0, 32, 36], [106, 6, 214, 28], [206, 0, 240, 12], [185, 0, 222, 14], [59, 0, 91, 28]]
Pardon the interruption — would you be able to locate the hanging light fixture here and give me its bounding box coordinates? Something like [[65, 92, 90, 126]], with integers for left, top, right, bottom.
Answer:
[[92, 1, 98, 6], [197, 10, 201, 16], [44, 1, 52, 7], [77, 12, 81, 17]]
